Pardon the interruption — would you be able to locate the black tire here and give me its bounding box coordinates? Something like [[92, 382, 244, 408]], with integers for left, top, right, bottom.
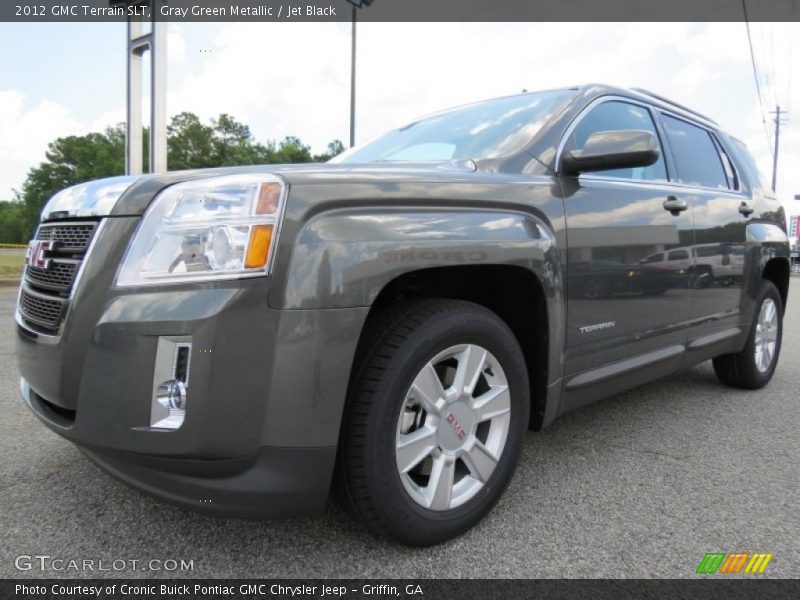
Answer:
[[335, 298, 530, 546], [713, 280, 783, 389]]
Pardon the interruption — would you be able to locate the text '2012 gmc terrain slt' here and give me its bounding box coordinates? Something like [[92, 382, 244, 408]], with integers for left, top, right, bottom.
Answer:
[[16, 84, 790, 545]]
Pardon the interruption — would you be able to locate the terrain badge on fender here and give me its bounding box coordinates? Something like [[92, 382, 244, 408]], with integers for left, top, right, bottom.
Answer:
[[578, 321, 616, 334]]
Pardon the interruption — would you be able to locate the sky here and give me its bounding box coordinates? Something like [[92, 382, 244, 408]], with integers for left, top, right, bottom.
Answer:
[[1, 21, 798, 224]]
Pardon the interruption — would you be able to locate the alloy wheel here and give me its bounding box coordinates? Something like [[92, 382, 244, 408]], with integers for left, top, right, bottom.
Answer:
[[394, 344, 511, 511], [754, 298, 779, 373]]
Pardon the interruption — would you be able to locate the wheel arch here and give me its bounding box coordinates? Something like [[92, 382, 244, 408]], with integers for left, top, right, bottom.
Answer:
[[358, 264, 559, 431], [762, 256, 790, 313], [745, 220, 791, 313]]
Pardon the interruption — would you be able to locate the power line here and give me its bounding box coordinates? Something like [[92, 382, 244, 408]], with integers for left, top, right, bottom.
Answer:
[[769, 25, 779, 110], [786, 29, 793, 114], [758, 24, 775, 110], [743, 0, 774, 159]]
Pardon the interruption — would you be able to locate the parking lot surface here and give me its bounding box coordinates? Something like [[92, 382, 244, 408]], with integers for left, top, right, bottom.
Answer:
[[1, 280, 798, 578]]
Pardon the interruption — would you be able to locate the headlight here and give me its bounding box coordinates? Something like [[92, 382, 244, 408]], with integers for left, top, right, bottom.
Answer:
[[116, 174, 285, 286]]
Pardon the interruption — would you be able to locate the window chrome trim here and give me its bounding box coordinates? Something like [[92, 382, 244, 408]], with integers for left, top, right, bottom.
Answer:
[[15, 218, 108, 345], [555, 94, 747, 197], [575, 174, 748, 198]]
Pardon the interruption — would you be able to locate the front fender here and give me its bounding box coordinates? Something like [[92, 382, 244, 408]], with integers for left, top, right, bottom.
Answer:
[[272, 208, 560, 310]]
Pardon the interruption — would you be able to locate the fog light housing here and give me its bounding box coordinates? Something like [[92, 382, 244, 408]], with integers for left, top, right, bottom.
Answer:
[[150, 336, 192, 430], [153, 380, 187, 429], [156, 380, 187, 410]]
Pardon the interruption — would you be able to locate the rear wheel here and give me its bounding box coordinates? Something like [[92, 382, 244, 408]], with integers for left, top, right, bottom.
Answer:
[[713, 280, 783, 389], [336, 299, 529, 545]]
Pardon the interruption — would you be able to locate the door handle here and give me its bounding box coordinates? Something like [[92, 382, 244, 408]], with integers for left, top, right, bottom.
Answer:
[[739, 202, 755, 217], [663, 196, 688, 215]]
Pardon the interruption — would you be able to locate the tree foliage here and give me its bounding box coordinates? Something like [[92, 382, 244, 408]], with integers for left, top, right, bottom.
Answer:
[[0, 201, 26, 244], [1, 113, 345, 243]]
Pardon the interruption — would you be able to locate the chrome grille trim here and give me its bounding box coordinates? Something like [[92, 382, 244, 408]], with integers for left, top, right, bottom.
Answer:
[[16, 219, 106, 340]]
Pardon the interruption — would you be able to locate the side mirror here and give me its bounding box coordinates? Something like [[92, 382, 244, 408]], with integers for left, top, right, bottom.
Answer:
[[560, 130, 660, 176]]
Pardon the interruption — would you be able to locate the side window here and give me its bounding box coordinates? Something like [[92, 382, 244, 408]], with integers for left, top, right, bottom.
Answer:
[[715, 141, 739, 190], [668, 249, 689, 261], [660, 115, 729, 189], [695, 245, 721, 258], [730, 137, 766, 190], [567, 101, 667, 181]]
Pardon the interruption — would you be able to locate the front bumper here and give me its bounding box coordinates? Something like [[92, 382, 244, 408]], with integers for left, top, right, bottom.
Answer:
[[80, 445, 337, 518], [16, 216, 368, 517], [22, 377, 335, 517]]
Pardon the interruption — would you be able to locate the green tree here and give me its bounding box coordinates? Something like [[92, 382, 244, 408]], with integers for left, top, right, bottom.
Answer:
[[314, 139, 346, 162], [271, 136, 312, 163], [210, 114, 267, 166], [7, 112, 343, 243], [13, 124, 128, 240], [0, 201, 26, 244], [167, 112, 215, 170]]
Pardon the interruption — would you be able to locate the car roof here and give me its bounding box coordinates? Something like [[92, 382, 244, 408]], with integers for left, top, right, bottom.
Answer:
[[571, 83, 720, 130]]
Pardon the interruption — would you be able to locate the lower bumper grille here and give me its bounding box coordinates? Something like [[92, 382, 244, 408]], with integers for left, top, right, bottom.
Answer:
[[20, 287, 66, 331], [17, 220, 99, 334]]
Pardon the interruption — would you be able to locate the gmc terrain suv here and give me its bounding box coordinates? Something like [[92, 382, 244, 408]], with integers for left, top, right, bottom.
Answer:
[[16, 84, 790, 545]]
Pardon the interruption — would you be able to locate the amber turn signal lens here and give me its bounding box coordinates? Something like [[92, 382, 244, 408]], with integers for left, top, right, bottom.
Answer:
[[244, 225, 273, 268], [256, 183, 282, 215]]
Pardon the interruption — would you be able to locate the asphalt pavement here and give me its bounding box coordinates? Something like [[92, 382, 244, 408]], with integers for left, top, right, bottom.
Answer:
[[1, 280, 798, 578]]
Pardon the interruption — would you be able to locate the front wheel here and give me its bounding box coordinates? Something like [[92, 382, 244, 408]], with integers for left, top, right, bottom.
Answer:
[[713, 280, 783, 389], [336, 299, 529, 545]]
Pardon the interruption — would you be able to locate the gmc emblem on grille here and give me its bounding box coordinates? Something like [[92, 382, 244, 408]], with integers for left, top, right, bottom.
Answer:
[[26, 240, 55, 270]]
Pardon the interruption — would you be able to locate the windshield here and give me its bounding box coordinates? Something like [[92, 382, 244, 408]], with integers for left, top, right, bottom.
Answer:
[[333, 90, 574, 164]]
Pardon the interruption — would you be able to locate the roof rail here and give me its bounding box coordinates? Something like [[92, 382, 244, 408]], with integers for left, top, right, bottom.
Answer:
[[630, 87, 718, 125]]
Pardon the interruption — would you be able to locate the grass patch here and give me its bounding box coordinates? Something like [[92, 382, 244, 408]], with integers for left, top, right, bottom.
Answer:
[[0, 252, 25, 280]]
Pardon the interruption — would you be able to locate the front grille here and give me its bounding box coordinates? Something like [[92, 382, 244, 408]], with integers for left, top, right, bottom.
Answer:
[[25, 261, 78, 292], [18, 220, 99, 334], [36, 223, 96, 250]]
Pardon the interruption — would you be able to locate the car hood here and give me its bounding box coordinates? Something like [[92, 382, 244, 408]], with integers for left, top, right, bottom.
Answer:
[[40, 161, 480, 221]]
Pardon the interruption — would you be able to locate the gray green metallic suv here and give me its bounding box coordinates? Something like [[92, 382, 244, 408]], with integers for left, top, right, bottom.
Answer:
[[16, 84, 790, 545]]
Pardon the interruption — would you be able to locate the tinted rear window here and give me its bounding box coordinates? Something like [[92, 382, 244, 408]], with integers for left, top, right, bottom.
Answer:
[[661, 115, 729, 189], [729, 137, 766, 190]]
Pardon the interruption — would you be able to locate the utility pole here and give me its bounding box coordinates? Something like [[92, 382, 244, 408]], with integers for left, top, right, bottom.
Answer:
[[770, 106, 789, 193], [349, 7, 357, 148]]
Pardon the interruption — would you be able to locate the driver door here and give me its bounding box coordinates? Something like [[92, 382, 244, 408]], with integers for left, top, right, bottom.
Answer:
[[559, 99, 694, 407]]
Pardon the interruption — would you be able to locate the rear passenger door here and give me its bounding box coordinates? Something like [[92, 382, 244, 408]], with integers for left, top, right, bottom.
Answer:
[[560, 99, 694, 390], [657, 113, 748, 334]]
